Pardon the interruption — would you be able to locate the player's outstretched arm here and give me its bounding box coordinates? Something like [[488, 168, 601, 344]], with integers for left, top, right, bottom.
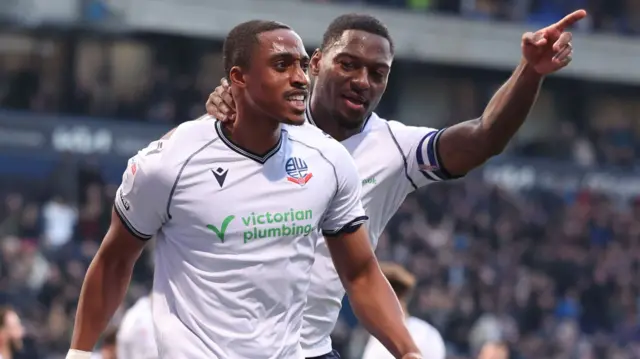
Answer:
[[69, 209, 146, 355], [434, 10, 586, 177], [326, 229, 421, 359]]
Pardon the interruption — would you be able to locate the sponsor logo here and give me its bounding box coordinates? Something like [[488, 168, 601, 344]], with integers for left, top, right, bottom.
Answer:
[[362, 177, 377, 185], [205, 209, 315, 244], [206, 215, 235, 243]]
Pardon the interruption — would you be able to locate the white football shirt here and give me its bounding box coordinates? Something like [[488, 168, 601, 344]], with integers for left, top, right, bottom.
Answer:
[[302, 109, 453, 356], [117, 296, 158, 359], [113, 117, 368, 359], [361, 317, 446, 359]]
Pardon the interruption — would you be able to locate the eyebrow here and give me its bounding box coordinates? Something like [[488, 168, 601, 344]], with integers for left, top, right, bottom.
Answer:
[[336, 52, 390, 69], [269, 52, 310, 62]]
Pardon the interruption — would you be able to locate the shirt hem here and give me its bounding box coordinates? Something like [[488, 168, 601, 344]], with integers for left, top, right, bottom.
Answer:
[[301, 342, 333, 358]]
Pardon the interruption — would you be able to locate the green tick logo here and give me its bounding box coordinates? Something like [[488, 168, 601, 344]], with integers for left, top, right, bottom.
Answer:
[[206, 215, 235, 242]]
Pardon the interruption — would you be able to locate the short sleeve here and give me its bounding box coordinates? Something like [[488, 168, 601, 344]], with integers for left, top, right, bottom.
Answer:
[[114, 141, 169, 240], [320, 147, 368, 236], [387, 120, 460, 189]]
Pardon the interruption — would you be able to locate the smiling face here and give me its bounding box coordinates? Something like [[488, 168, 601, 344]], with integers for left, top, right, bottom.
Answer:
[[310, 29, 393, 129], [230, 28, 310, 125]]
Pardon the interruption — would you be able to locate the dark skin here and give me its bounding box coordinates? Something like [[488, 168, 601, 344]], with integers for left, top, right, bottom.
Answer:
[[70, 28, 421, 359], [207, 10, 587, 177], [69, 28, 313, 353], [70, 209, 144, 352], [225, 28, 310, 155]]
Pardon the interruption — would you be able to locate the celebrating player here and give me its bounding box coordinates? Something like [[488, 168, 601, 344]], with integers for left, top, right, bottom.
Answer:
[[116, 295, 158, 359], [206, 11, 586, 359], [361, 262, 445, 359], [66, 20, 420, 359]]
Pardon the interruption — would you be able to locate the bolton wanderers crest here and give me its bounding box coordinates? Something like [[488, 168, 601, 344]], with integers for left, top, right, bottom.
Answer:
[[285, 157, 313, 186]]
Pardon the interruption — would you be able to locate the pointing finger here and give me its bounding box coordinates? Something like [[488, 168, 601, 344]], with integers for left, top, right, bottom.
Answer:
[[553, 9, 587, 31], [221, 77, 230, 89]]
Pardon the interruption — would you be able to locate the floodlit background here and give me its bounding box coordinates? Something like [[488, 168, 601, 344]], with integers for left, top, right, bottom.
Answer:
[[0, 0, 640, 358]]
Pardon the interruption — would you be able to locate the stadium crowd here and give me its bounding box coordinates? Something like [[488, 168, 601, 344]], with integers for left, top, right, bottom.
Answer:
[[307, 0, 640, 35]]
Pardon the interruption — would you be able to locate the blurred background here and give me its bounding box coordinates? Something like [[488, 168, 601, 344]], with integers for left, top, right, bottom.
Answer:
[[0, 0, 640, 358]]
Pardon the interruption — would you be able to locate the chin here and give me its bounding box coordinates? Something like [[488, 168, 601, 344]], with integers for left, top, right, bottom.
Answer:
[[337, 117, 365, 130], [280, 113, 306, 126], [334, 109, 367, 130]]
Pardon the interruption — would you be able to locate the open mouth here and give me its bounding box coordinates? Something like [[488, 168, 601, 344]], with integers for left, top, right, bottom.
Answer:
[[342, 94, 367, 112], [285, 93, 307, 112]]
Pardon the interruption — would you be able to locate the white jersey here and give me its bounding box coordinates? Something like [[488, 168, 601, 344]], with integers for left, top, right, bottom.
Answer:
[[113, 118, 367, 359], [302, 110, 452, 356], [361, 316, 446, 359], [117, 296, 158, 359]]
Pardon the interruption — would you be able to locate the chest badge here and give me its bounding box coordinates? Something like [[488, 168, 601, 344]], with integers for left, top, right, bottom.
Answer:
[[286, 157, 313, 186]]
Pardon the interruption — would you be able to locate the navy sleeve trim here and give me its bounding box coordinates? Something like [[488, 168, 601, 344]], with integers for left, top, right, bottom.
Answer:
[[415, 130, 441, 181], [417, 127, 463, 181], [322, 216, 369, 237], [113, 203, 153, 241]]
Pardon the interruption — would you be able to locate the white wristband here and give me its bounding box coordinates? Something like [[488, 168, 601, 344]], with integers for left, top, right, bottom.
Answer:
[[66, 349, 93, 359]]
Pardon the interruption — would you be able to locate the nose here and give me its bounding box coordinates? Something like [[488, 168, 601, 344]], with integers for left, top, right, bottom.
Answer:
[[291, 63, 309, 89], [351, 68, 370, 92]]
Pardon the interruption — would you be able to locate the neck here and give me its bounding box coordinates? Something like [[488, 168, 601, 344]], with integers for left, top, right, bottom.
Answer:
[[227, 99, 281, 155], [309, 93, 362, 142]]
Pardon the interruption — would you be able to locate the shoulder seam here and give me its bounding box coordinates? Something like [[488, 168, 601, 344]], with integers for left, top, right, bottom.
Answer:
[[384, 122, 418, 191], [287, 136, 339, 198], [166, 138, 220, 219]]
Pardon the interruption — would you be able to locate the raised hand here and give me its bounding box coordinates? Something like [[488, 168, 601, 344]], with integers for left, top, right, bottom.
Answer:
[[521, 9, 587, 75], [205, 77, 236, 122]]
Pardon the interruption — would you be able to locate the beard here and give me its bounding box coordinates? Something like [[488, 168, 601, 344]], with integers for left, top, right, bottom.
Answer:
[[334, 111, 368, 130]]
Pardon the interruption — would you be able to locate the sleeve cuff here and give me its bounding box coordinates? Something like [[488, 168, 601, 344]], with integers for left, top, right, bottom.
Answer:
[[113, 202, 153, 241], [417, 128, 463, 181], [322, 215, 369, 237]]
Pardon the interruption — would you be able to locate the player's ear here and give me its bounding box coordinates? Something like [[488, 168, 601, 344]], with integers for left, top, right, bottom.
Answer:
[[310, 48, 321, 77], [229, 66, 246, 88]]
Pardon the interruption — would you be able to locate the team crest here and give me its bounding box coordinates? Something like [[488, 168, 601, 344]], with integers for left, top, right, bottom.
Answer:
[[285, 157, 313, 186]]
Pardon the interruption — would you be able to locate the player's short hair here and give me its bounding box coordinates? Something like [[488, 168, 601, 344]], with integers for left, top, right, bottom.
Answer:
[[102, 326, 118, 346], [379, 262, 416, 299], [223, 20, 292, 79], [321, 14, 394, 53]]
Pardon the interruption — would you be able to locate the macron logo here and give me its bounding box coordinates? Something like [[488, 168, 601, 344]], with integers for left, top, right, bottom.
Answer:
[[212, 167, 229, 187]]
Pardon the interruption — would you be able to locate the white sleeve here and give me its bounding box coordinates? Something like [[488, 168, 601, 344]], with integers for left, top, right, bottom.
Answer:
[[113, 141, 169, 240], [387, 120, 461, 189], [320, 146, 368, 236], [116, 327, 133, 359], [419, 330, 446, 359], [361, 336, 395, 359]]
